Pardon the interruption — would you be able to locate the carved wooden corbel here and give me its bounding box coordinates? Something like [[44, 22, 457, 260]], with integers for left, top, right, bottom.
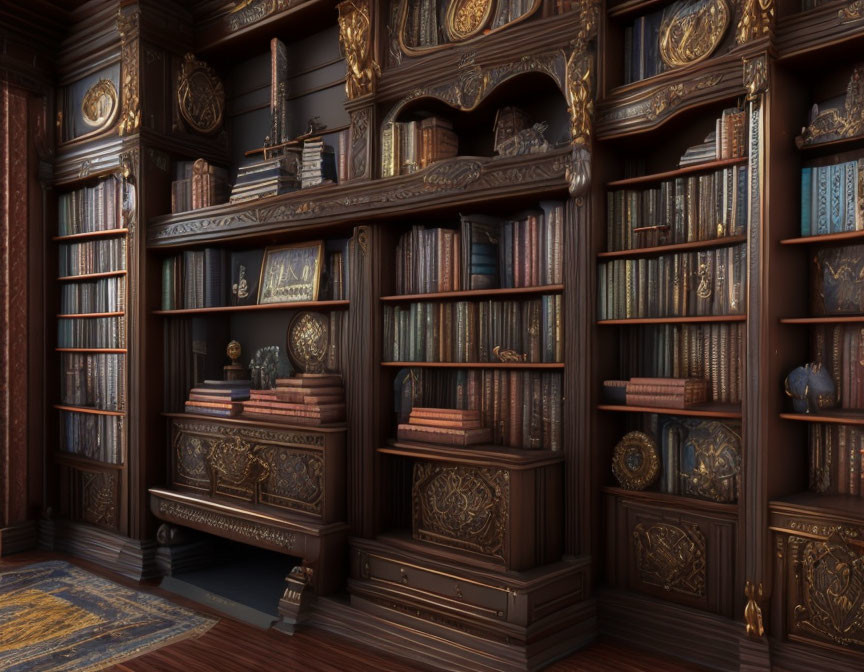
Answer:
[[338, 0, 379, 100], [744, 580, 765, 639], [565, 0, 598, 196], [743, 54, 768, 102], [736, 0, 774, 44], [117, 8, 141, 136]]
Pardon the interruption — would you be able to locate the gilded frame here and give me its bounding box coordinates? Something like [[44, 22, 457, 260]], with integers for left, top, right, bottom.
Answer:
[[257, 241, 325, 305]]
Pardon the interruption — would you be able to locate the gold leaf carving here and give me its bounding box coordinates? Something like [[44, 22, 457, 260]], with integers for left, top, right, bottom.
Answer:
[[117, 9, 141, 136], [632, 521, 706, 596], [736, 0, 774, 44], [742, 54, 768, 101], [839, 0, 864, 23], [444, 0, 494, 41], [796, 65, 864, 148], [659, 0, 730, 69], [338, 0, 379, 99], [81, 79, 118, 130], [744, 580, 765, 639], [177, 54, 225, 135]]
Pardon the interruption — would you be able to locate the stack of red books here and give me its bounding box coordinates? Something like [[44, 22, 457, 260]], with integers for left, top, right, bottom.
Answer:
[[625, 377, 708, 408], [397, 408, 492, 446], [185, 380, 250, 417], [242, 373, 345, 425]]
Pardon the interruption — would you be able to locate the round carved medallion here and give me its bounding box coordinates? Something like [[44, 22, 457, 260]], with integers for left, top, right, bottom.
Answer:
[[444, 0, 494, 42], [659, 0, 730, 69], [81, 79, 119, 130], [177, 53, 225, 135], [612, 430, 660, 490], [287, 312, 330, 374]]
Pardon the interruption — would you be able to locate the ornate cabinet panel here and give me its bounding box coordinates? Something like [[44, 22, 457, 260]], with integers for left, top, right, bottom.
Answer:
[[771, 496, 864, 658], [605, 492, 736, 617], [169, 416, 345, 524], [60, 465, 122, 533]]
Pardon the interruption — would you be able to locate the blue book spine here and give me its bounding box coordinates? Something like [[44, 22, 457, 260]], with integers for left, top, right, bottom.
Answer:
[[801, 167, 812, 237], [816, 166, 830, 235], [830, 163, 845, 233], [845, 161, 857, 231]]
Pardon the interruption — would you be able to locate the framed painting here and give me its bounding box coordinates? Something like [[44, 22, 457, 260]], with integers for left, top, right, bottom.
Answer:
[[257, 241, 325, 304]]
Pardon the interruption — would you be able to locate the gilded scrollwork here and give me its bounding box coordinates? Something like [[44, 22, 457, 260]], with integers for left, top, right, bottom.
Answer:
[[659, 0, 730, 68], [177, 54, 225, 135], [839, 0, 864, 23], [117, 9, 141, 136], [742, 54, 768, 101], [796, 65, 864, 148], [258, 446, 325, 514], [412, 462, 509, 559], [208, 435, 271, 499], [338, 0, 379, 99], [81, 79, 118, 131], [228, 0, 293, 31], [793, 532, 864, 647], [744, 580, 765, 639], [632, 521, 706, 596], [736, 0, 774, 44]]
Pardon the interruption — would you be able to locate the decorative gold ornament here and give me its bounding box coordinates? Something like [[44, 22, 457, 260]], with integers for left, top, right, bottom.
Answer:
[[796, 65, 864, 148], [839, 0, 864, 23], [338, 0, 378, 99], [612, 431, 660, 490], [444, 0, 494, 42], [744, 580, 765, 639], [493, 346, 527, 362], [742, 54, 768, 101], [678, 420, 741, 502], [633, 521, 706, 596], [287, 312, 330, 374], [793, 532, 864, 647], [736, 0, 774, 44], [227, 340, 242, 365], [81, 79, 119, 130], [117, 9, 141, 137], [177, 54, 225, 135], [659, 0, 730, 69]]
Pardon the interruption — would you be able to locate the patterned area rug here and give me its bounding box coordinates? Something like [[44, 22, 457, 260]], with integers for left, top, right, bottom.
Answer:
[[0, 560, 215, 672]]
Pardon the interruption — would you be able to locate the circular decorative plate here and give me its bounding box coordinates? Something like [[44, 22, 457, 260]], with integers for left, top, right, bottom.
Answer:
[[659, 0, 730, 69], [177, 53, 225, 135], [81, 79, 118, 129], [287, 312, 329, 374], [444, 0, 495, 42], [612, 431, 660, 490]]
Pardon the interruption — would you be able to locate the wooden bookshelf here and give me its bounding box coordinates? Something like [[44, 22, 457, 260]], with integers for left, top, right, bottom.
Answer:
[[602, 486, 739, 516], [380, 361, 565, 369], [379, 441, 562, 468], [153, 299, 350, 315], [780, 230, 864, 246], [52, 228, 129, 242], [54, 452, 125, 470], [606, 157, 748, 188], [57, 270, 127, 282], [780, 316, 864, 325], [597, 403, 742, 419], [57, 311, 125, 319], [598, 315, 746, 325], [163, 412, 348, 434], [780, 411, 864, 426], [54, 404, 126, 416], [55, 348, 127, 353], [597, 235, 747, 259], [380, 285, 564, 302]]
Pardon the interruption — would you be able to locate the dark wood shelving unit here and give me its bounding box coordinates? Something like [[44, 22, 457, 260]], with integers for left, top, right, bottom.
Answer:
[[606, 157, 748, 187], [56, 311, 125, 319], [780, 230, 864, 246], [55, 348, 127, 354], [52, 228, 129, 242], [780, 411, 864, 426], [153, 299, 350, 315], [597, 235, 747, 259], [380, 284, 564, 302], [380, 361, 565, 369], [780, 315, 864, 324], [54, 452, 125, 470], [597, 403, 743, 419], [57, 270, 127, 282], [601, 486, 739, 516], [598, 315, 746, 325], [54, 404, 126, 416]]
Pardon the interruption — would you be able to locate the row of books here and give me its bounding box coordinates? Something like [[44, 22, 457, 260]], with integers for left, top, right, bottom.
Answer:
[[394, 203, 564, 294], [59, 238, 126, 277], [57, 178, 123, 236], [809, 424, 864, 497], [382, 117, 458, 177], [60, 277, 125, 315], [615, 323, 745, 404], [383, 296, 563, 363], [394, 367, 563, 449], [812, 325, 864, 409], [623, 11, 664, 84], [60, 353, 125, 411], [300, 138, 337, 189], [606, 165, 748, 251], [58, 317, 125, 349], [800, 159, 864, 236], [59, 410, 125, 464], [171, 159, 229, 214], [597, 244, 746, 319], [678, 109, 748, 167]]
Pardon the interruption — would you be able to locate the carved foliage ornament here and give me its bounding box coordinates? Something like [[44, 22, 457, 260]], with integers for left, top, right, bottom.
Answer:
[[117, 9, 141, 136], [81, 79, 118, 130], [796, 65, 864, 148], [338, 0, 378, 99], [177, 54, 225, 135], [793, 532, 864, 647], [659, 0, 730, 69], [736, 0, 774, 44], [412, 462, 509, 559], [744, 580, 765, 639], [633, 521, 706, 596], [839, 0, 864, 23], [287, 312, 330, 373], [228, 0, 292, 32], [743, 55, 768, 101], [445, 0, 495, 41]]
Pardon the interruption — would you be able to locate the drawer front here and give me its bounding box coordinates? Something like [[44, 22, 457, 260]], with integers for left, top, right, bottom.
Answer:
[[171, 418, 327, 516], [359, 548, 510, 621]]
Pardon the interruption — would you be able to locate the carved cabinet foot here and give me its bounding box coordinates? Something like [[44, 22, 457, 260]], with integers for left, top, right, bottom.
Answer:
[[275, 564, 315, 635]]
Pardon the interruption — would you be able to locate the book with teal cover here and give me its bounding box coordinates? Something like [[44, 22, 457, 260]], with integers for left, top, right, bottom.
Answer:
[[845, 161, 857, 231], [830, 162, 845, 233], [816, 166, 830, 235], [801, 166, 812, 237]]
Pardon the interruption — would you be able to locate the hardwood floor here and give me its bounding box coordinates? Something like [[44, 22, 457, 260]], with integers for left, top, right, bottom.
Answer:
[[0, 553, 707, 672]]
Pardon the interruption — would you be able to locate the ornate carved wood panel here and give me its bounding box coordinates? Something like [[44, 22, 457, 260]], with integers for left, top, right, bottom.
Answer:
[[170, 417, 343, 522]]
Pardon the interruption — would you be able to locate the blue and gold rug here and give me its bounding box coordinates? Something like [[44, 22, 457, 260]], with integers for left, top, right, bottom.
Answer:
[[0, 560, 215, 672]]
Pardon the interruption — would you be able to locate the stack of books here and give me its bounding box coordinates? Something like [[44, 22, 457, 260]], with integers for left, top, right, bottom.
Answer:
[[397, 407, 492, 446], [185, 380, 251, 417], [300, 138, 337, 189], [229, 152, 301, 203], [242, 374, 345, 425], [624, 377, 708, 409], [171, 159, 229, 213]]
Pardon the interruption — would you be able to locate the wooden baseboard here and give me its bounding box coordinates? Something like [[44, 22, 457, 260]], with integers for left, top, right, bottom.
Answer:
[[0, 520, 38, 556], [598, 588, 742, 672], [38, 518, 158, 581], [769, 638, 864, 672]]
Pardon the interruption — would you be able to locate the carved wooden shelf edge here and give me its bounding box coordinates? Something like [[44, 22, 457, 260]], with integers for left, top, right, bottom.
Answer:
[[147, 150, 569, 248], [775, 0, 864, 61], [602, 485, 739, 516], [381, 440, 563, 469]]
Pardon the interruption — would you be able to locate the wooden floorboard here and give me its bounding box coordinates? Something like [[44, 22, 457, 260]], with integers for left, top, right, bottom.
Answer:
[[0, 552, 708, 672]]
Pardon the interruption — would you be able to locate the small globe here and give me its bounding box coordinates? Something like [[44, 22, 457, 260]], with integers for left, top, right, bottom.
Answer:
[[226, 340, 242, 363]]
